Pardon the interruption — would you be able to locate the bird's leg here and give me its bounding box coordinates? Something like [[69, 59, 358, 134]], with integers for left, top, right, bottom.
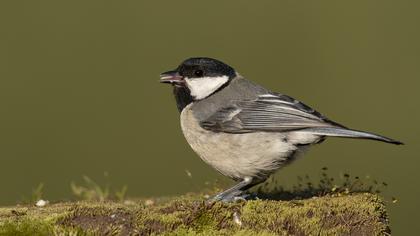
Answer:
[[207, 177, 254, 203]]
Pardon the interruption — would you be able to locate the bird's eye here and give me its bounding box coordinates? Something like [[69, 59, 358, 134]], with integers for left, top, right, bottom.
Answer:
[[194, 70, 204, 77]]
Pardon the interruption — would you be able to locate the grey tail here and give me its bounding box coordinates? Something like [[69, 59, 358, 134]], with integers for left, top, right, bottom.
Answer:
[[303, 127, 403, 145]]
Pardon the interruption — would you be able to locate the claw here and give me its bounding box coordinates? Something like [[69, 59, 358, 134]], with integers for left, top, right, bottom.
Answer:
[[206, 177, 255, 203], [207, 191, 253, 203]]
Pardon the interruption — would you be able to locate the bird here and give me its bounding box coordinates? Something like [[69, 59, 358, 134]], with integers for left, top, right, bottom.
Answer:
[[159, 57, 403, 202]]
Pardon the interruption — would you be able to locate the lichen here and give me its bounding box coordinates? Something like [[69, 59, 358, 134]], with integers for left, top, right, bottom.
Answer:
[[0, 193, 390, 235]]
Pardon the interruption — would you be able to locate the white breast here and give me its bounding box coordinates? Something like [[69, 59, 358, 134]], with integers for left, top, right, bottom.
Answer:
[[180, 104, 314, 181]]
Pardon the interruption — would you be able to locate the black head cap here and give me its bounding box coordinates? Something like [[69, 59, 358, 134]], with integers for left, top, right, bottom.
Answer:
[[177, 57, 236, 79]]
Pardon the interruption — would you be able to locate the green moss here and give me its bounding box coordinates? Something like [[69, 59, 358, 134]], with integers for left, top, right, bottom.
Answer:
[[240, 194, 389, 235], [0, 193, 390, 235], [0, 219, 52, 236]]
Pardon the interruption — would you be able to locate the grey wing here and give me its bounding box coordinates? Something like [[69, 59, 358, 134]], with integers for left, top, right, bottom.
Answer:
[[200, 93, 346, 133]]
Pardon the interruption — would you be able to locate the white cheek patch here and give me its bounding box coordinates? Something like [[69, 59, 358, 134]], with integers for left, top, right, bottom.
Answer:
[[185, 76, 229, 100]]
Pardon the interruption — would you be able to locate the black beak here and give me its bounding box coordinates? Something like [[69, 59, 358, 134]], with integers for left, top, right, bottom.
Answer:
[[160, 70, 184, 85]]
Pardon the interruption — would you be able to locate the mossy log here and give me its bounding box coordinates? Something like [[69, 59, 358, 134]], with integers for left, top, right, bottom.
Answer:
[[0, 193, 390, 235]]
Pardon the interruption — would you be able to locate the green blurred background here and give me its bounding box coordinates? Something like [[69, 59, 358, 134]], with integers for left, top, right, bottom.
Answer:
[[0, 0, 418, 234]]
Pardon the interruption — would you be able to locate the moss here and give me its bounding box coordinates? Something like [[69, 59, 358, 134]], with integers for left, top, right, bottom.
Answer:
[[0, 219, 53, 236], [240, 194, 389, 235], [0, 193, 390, 235]]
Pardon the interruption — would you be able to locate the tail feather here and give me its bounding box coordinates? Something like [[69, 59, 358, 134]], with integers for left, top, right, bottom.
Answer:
[[302, 127, 403, 145]]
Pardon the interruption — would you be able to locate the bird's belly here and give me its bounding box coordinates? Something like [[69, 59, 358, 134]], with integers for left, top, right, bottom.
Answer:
[[180, 106, 303, 180]]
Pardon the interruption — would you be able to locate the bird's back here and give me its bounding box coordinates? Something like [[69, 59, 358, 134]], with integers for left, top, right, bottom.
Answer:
[[190, 75, 269, 121]]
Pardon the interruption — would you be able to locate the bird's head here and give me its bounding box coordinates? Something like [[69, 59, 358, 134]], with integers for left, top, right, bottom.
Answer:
[[160, 57, 236, 100]]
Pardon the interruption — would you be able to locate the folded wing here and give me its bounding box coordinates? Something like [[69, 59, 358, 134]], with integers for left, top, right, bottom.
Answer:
[[200, 93, 345, 133]]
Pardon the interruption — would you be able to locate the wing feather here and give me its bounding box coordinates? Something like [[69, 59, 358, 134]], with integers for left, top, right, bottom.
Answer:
[[200, 93, 345, 133]]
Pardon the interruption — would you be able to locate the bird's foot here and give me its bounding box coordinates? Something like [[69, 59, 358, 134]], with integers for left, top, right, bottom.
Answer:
[[206, 191, 253, 203], [206, 177, 255, 203]]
